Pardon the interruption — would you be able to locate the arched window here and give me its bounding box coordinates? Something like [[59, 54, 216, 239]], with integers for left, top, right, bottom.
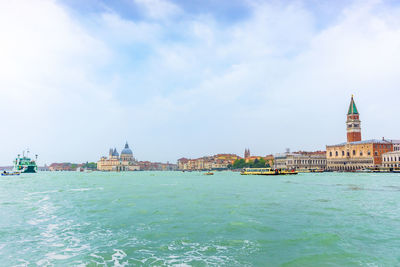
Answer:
[[335, 151, 338, 156], [353, 150, 356, 156]]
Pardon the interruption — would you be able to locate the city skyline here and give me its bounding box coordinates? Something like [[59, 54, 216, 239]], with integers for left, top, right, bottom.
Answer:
[[2, 0, 400, 165]]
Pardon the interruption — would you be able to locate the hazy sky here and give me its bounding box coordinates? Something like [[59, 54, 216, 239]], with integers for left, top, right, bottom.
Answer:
[[1, 0, 400, 165]]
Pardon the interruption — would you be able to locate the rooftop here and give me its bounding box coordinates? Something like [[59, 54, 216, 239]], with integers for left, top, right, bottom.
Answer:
[[347, 95, 359, 115], [121, 142, 133, 155], [327, 139, 393, 147], [382, 151, 400, 155]]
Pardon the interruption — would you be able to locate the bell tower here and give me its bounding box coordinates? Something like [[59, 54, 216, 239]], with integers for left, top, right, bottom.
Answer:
[[346, 95, 361, 143], [244, 148, 250, 158]]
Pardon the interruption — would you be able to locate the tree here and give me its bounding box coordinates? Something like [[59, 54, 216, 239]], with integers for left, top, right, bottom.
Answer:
[[232, 159, 246, 169], [256, 158, 266, 168]]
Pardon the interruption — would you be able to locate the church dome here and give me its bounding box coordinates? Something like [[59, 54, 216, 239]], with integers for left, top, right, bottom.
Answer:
[[121, 142, 133, 155]]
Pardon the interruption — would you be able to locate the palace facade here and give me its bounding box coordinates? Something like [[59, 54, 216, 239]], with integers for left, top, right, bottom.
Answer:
[[326, 96, 393, 171], [97, 142, 140, 171], [382, 151, 400, 168], [274, 151, 326, 170]]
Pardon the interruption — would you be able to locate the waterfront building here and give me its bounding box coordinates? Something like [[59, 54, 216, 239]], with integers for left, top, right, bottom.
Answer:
[[97, 142, 140, 171], [274, 151, 326, 170], [138, 161, 177, 171], [274, 153, 288, 169], [38, 165, 49, 171], [326, 96, 393, 171], [382, 151, 400, 168], [177, 154, 240, 171], [387, 140, 400, 151], [245, 155, 274, 167], [49, 162, 81, 171]]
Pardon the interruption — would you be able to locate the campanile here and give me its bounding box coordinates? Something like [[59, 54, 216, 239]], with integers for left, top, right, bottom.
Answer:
[[346, 95, 362, 143]]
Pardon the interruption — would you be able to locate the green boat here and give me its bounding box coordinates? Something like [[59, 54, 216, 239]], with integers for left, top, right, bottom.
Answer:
[[14, 150, 38, 173]]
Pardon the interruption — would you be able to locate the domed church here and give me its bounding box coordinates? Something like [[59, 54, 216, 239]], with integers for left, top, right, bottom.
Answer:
[[120, 142, 134, 161], [97, 142, 140, 171]]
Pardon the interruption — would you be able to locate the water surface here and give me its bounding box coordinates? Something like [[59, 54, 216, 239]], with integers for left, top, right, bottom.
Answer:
[[1, 171, 400, 266]]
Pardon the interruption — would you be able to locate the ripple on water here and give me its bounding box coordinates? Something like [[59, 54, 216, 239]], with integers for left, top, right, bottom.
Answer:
[[281, 252, 374, 266], [282, 232, 342, 248], [315, 199, 330, 202], [3, 172, 400, 266]]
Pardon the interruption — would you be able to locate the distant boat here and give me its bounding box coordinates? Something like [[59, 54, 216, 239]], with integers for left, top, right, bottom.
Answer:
[[13, 150, 38, 173], [241, 168, 298, 175], [296, 168, 324, 173], [1, 171, 21, 176], [204, 171, 214, 175]]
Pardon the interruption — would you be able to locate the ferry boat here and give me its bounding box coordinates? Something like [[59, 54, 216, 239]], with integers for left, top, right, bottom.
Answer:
[[13, 150, 38, 173], [241, 168, 298, 175]]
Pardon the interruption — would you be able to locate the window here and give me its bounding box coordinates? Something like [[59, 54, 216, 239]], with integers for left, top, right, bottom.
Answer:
[[375, 151, 378, 156], [342, 151, 345, 156], [368, 151, 371, 156], [335, 151, 338, 156], [353, 150, 356, 156], [347, 152, 350, 157], [360, 151, 363, 156]]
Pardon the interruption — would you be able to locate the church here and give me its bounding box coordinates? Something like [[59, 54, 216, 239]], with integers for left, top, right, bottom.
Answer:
[[326, 96, 393, 171], [97, 142, 140, 171]]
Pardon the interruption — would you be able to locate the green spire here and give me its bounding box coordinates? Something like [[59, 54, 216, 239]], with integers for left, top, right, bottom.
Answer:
[[347, 95, 359, 115]]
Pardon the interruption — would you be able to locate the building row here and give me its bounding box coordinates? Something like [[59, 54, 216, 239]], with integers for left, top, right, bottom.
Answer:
[[94, 96, 398, 172], [325, 96, 400, 171], [177, 154, 241, 171], [276, 96, 400, 171], [177, 152, 275, 171], [96, 142, 177, 171]]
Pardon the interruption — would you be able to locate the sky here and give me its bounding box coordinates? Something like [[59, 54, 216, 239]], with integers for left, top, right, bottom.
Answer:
[[1, 0, 400, 165]]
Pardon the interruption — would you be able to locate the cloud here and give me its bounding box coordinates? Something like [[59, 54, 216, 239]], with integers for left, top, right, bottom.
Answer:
[[101, 0, 400, 158], [0, 0, 123, 164], [1, 0, 400, 164], [133, 0, 182, 20]]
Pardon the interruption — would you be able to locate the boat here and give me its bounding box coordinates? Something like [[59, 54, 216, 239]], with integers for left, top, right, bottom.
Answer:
[[204, 171, 214, 175], [13, 150, 38, 173], [365, 167, 391, 173], [355, 168, 371, 173], [241, 168, 298, 175], [296, 168, 324, 173], [1, 171, 21, 176]]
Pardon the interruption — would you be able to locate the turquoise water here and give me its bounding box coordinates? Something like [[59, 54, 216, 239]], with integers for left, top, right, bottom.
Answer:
[[1, 171, 400, 266]]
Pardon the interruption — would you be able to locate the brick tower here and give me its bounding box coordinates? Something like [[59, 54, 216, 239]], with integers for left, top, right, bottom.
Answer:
[[244, 148, 250, 158], [346, 95, 361, 143]]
